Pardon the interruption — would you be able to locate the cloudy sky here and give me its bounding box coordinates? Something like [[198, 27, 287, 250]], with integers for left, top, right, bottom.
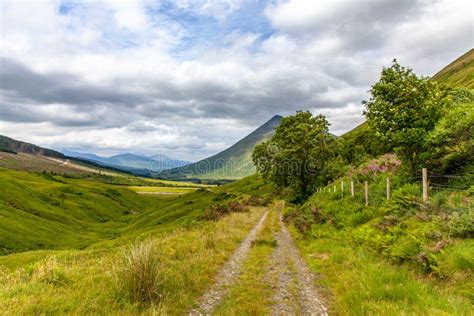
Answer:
[[0, 0, 472, 161]]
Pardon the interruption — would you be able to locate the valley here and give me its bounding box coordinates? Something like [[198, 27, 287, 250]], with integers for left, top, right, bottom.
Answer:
[[0, 10, 472, 313]]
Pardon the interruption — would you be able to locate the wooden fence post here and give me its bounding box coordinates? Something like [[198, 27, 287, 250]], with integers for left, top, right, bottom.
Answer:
[[386, 177, 390, 200], [364, 181, 368, 206], [351, 181, 354, 197], [341, 181, 344, 198], [422, 168, 428, 202]]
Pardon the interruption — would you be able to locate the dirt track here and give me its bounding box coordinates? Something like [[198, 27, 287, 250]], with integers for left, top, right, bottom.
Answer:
[[189, 203, 327, 315]]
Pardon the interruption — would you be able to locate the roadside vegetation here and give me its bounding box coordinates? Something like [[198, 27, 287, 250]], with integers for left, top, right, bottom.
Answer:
[[253, 60, 473, 313]]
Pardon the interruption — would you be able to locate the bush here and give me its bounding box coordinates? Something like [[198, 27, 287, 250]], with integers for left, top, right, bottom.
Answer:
[[227, 201, 249, 213], [113, 240, 164, 303], [448, 210, 474, 238], [284, 205, 329, 233], [200, 204, 230, 221], [245, 195, 271, 206], [201, 201, 249, 221], [384, 183, 421, 215], [212, 192, 234, 202]]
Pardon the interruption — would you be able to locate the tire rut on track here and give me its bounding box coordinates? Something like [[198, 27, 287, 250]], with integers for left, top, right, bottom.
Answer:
[[267, 203, 328, 316], [189, 210, 269, 315]]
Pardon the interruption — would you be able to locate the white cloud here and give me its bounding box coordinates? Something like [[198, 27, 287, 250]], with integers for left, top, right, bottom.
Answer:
[[0, 0, 472, 160], [105, 0, 148, 31]]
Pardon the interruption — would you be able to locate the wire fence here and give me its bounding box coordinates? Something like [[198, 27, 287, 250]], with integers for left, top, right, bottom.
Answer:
[[316, 168, 473, 209]]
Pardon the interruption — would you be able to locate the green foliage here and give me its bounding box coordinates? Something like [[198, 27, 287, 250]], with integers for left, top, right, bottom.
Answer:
[[427, 89, 474, 173], [294, 226, 473, 315], [253, 111, 334, 201], [363, 60, 448, 174], [337, 123, 386, 165], [448, 210, 474, 238], [383, 183, 421, 215]]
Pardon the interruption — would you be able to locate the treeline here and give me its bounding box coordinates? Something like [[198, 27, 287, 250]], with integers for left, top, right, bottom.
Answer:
[[253, 60, 474, 202]]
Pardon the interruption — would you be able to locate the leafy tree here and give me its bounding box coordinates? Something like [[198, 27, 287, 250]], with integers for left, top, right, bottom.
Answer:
[[252, 111, 334, 201], [336, 123, 387, 165], [362, 60, 448, 175], [427, 89, 474, 173]]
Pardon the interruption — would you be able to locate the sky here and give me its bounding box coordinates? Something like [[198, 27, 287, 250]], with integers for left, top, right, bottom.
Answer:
[[0, 0, 472, 161]]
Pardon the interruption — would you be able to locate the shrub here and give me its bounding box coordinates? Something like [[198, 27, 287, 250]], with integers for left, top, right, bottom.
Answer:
[[227, 201, 249, 213], [245, 195, 271, 206], [284, 206, 328, 233], [383, 183, 421, 215], [389, 235, 422, 262], [212, 192, 234, 202], [200, 204, 230, 221], [417, 251, 440, 274], [448, 210, 474, 238], [113, 240, 164, 303], [350, 153, 401, 181]]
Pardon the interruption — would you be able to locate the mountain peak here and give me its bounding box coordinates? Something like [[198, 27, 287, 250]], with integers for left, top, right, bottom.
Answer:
[[271, 114, 283, 120], [160, 115, 283, 180]]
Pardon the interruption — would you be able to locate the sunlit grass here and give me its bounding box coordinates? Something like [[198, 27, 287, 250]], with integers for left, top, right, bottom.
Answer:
[[290, 225, 473, 315], [0, 208, 266, 314], [128, 186, 197, 194]]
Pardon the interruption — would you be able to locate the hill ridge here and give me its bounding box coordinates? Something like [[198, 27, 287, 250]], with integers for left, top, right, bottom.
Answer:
[[160, 115, 283, 180]]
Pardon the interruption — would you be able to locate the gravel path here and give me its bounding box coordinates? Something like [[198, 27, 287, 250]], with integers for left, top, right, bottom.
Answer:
[[189, 204, 327, 315], [270, 212, 328, 315], [189, 210, 269, 315], [267, 227, 300, 315]]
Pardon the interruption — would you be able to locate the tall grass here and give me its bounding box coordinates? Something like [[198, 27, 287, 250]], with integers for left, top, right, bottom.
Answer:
[[113, 240, 164, 303]]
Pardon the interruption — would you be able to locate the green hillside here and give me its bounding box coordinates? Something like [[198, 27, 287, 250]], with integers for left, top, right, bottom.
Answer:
[[161, 115, 282, 180], [0, 167, 272, 256], [0, 166, 275, 314], [431, 48, 474, 88]]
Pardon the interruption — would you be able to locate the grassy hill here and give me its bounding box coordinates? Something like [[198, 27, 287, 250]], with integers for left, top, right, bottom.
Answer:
[[0, 165, 274, 314], [0, 166, 272, 256], [161, 115, 282, 180], [432, 48, 474, 88]]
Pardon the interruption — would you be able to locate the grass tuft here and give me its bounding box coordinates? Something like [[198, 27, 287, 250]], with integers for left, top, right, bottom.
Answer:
[[31, 256, 68, 286], [113, 240, 164, 303]]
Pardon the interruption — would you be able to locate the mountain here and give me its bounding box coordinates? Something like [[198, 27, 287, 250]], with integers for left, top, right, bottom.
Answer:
[[61, 150, 110, 164], [0, 136, 127, 175], [62, 150, 190, 172], [160, 115, 283, 180], [432, 48, 474, 89], [0, 135, 64, 158]]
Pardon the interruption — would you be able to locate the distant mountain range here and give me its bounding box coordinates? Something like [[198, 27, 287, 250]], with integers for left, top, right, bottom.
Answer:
[[0, 115, 282, 181], [61, 150, 190, 172], [159, 115, 283, 180]]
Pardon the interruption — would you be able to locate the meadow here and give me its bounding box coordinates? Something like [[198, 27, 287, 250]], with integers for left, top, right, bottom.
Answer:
[[0, 165, 276, 314]]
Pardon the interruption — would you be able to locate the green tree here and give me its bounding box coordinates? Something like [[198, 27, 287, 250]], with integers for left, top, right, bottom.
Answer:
[[252, 111, 334, 201], [427, 89, 474, 173], [362, 60, 448, 175]]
